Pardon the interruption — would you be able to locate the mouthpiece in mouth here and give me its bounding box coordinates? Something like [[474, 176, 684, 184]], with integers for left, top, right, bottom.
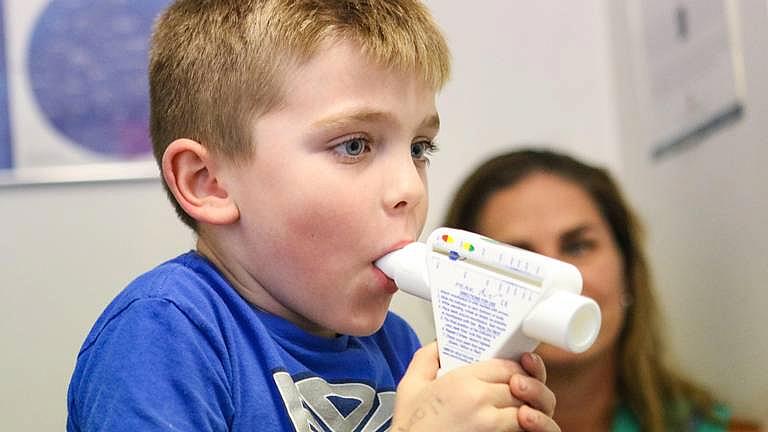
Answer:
[[374, 242, 430, 301]]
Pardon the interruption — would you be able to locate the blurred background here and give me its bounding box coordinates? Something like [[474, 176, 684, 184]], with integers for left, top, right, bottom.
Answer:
[[0, 0, 765, 429]]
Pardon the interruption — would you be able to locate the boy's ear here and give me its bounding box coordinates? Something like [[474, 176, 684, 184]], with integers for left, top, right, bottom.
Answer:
[[161, 138, 240, 225]]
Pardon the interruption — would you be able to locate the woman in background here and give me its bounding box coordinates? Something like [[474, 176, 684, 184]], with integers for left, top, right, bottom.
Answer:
[[443, 148, 761, 432]]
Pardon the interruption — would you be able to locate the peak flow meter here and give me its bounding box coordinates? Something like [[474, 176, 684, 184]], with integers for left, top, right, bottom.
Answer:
[[376, 227, 601, 373]]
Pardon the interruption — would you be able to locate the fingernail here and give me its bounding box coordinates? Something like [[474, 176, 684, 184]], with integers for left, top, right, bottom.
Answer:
[[517, 375, 528, 392], [527, 411, 538, 423], [529, 352, 541, 365]]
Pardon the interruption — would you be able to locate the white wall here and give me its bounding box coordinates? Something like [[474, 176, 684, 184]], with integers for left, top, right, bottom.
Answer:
[[0, 181, 193, 430], [399, 0, 623, 346], [397, 0, 622, 367], [608, 0, 768, 423], [2, 0, 764, 429], [423, 0, 622, 233]]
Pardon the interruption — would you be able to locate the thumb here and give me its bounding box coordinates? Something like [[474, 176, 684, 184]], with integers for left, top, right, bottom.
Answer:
[[402, 341, 440, 384], [393, 342, 443, 430]]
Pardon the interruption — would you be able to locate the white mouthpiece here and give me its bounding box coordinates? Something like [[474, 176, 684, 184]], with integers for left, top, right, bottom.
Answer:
[[374, 242, 430, 300], [522, 291, 601, 353]]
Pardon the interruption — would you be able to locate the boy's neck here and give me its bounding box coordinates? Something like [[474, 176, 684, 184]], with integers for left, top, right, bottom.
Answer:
[[195, 235, 337, 338], [195, 235, 272, 312], [546, 349, 619, 432]]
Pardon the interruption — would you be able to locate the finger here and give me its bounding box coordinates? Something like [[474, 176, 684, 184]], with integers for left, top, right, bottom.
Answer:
[[520, 352, 546, 383], [463, 358, 525, 383], [494, 407, 522, 432], [481, 382, 524, 408], [510, 374, 557, 417], [517, 405, 561, 432]]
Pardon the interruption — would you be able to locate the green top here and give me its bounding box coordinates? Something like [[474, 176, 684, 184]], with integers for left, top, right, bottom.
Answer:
[[612, 403, 731, 432]]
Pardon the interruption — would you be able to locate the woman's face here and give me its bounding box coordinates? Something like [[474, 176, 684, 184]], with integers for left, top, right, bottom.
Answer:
[[475, 172, 627, 367]]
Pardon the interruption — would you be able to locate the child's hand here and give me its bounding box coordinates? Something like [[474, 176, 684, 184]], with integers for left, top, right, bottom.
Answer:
[[393, 342, 559, 432]]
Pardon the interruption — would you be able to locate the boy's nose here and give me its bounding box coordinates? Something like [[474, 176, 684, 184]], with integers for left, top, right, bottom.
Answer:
[[383, 155, 426, 212]]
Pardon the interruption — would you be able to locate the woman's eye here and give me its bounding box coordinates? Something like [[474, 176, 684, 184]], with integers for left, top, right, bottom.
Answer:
[[411, 140, 438, 161], [562, 240, 594, 257], [334, 137, 370, 158]]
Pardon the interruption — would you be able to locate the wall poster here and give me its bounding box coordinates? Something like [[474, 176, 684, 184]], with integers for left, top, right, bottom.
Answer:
[[636, 0, 743, 161], [0, 0, 170, 185]]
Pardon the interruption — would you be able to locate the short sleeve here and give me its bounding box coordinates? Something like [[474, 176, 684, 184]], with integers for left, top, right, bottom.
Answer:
[[67, 298, 234, 432]]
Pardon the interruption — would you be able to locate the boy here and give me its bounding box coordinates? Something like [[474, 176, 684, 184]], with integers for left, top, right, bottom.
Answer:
[[67, 1, 560, 431]]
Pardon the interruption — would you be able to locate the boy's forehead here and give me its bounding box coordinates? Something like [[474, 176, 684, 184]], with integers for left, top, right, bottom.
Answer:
[[311, 109, 440, 130], [268, 38, 440, 125], [297, 35, 437, 88]]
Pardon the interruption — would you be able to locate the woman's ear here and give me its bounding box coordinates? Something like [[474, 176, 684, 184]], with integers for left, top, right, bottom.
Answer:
[[161, 138, 240, 225]]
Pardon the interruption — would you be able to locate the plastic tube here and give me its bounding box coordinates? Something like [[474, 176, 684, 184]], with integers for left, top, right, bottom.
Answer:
[[376, 227, 601, 373]]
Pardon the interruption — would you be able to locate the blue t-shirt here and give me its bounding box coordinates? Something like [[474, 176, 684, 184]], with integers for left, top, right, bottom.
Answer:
[[67, 252, 422, 431]]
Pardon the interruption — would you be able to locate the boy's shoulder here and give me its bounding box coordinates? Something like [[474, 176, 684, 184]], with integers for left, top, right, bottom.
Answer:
[[78, 252, 233, 351], [106, 251, 224, 309], [121, 251, 221, 299]]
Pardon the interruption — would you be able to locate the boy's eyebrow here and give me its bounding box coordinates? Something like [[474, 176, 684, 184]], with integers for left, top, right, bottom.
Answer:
[[312, 109, 440, 131], [420, 113, 440, 130]]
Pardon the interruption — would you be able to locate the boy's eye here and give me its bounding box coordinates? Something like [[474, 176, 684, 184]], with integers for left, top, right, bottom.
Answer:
[[411, 140, 437, 161], [334, 137, 370, 158]]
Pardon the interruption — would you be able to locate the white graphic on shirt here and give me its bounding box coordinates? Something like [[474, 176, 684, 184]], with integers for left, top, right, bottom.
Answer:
[[273, 371, 395, 432]]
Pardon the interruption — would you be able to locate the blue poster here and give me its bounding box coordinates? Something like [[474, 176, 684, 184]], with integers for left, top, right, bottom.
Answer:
[[1, 0, 171, 182], [0, 0, 11, 170], [28, 0, 169, 158]]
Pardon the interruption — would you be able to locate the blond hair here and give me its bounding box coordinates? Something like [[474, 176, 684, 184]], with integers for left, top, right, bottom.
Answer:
[[149, 0, 451, 229]]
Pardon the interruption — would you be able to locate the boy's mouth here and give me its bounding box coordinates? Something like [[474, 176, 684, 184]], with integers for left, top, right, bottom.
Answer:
[[379, 240, 416, 258], [373, 266, 399, 294], [372, 239, 418, 294]]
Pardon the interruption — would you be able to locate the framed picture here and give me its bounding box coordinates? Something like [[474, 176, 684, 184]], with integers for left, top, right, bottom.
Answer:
[[0, 0, 170, 185]]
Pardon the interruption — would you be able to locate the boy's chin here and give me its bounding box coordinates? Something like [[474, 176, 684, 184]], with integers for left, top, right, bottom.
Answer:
[[338, 311, 390, 337]]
